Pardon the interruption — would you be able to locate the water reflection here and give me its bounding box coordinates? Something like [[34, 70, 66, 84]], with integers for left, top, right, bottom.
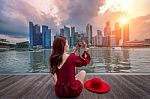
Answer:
[[29, 50, 50, 73], [1, 48, 150, 73], [79, 48, 131, 73]]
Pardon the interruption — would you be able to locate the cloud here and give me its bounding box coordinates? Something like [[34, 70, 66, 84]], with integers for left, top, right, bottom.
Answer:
[[0, 0, 150, 43], [0, 0, 34, 40], [0, 0, 58, 43], [0, 0, 104, 43], [53, 0, 103, 31], [0, 0, 105, 43], [130, 14, 150, 40]]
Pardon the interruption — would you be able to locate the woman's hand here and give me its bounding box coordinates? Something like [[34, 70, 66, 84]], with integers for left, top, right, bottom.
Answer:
[[72, 43, 80, 53], [72, 41, 87, 53], [81, 41, 87, 51]]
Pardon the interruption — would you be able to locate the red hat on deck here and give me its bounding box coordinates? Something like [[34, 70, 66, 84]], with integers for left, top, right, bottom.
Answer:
[[84, 77, 110, 93]]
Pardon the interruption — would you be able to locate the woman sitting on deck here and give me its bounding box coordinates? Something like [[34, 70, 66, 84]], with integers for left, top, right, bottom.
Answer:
[[49, 36, 91, 98]]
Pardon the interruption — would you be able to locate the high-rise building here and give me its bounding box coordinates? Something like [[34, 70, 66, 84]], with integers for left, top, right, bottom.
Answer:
[[86, 24, 92, 46], [104, 21, 111, 36], [104, 21, 111, 46], [71, 27, 75, 47], [93, 36, 97, 46], [123, 24, 129, 45], [60, 28, 64, 36], [97, 30, 103, 46], [74, 32, 78, 45], [102, 36, 109, 47], [29, 22, 42, 48], [114, 22, 121, 46], [42, 25, 51, 49], [29, 22, 34, 47], [34, 24, 42, 46], [64, 26, 70, 47], [110, 35, 117, 47]]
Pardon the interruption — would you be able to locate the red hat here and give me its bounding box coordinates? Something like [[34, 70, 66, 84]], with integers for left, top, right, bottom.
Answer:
[[84, 77, 110, 93]]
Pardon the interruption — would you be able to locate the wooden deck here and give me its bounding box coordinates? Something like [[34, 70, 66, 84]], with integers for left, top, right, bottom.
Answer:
[[0, 74, 150, 99]]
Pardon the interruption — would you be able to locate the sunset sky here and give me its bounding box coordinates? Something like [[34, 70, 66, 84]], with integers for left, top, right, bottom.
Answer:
[[0, 0, 150, 43]]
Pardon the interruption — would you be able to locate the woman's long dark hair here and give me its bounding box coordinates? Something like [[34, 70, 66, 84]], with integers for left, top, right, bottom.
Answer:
[[49, 36, 66, 75]]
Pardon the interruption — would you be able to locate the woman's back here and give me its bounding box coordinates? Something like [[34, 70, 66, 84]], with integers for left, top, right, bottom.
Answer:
[[49, 36, 90, 98], [55, 51, 90, 98]]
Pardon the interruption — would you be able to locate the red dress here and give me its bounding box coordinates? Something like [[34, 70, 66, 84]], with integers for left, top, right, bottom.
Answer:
[[55, 51, 91, 98]]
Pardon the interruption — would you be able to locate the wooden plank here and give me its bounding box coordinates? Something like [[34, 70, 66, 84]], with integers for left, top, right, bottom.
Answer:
[[0, 75, 24, 90], [0, 74, 149, 99], [0, 75, 27, 96], [118, 75, 150, 99], [0, 75, 43, 98], [21, 75, 54, 99], [105, 75, 131, 99], [136, 75, 150, 82], [0, 75, 13, 82], [122, 75, 150, 94], [37, 75, 56, 99], [13, 75, 46, 98]]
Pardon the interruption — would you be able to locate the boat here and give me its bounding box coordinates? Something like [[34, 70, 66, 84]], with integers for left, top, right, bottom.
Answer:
[[0, 48, 9, 52], [111, 47, 122, 51], [29, 49, 34, 51]]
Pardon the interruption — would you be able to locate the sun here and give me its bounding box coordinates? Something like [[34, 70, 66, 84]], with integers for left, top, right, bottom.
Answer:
[[119, 17, 128, 25]]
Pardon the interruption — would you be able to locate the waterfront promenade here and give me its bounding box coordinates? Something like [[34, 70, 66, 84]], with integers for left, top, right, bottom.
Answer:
[[0, 73, 149, 99]]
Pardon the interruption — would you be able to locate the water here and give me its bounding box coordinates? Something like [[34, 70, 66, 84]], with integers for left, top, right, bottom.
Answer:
[[0, 48, 150, 74]]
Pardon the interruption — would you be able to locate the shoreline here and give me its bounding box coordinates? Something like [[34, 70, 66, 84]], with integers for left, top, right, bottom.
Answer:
[[0, 72, 150, 75], [1, 47, 150, 52]]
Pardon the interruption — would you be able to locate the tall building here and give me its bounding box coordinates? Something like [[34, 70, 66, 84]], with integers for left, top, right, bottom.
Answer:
[[123, 24, 129, 45], [29, 22, 34, 47], [71, 27, 75, 47], [60, 28, 64, 36], [97, 30, 103, 46], [93, 36, 97, 46], [29, 22, 42, 48], [114, 22, 121, 46], [48, 29, 51, 48], [74, 32, 78, 45], [102, 36, 109, 47], [42, 25, 51, 49], [86, 24, 92, 46], [110, 35, 117, 47], [64, 26, 70, 47], [34, 24, 42, 46], [104, 21, 111, 46], [86, 24, 93, 46], [104, 21, 111, 36]]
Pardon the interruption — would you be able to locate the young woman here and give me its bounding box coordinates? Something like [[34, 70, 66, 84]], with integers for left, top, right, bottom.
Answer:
[[49, 36, 90, 98]]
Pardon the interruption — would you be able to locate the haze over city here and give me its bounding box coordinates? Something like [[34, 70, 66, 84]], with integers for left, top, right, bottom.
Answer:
[[0, 0, 150, 43]]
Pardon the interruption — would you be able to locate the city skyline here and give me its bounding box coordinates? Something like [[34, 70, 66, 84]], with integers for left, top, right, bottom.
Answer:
[[0, 0, 150, 43]]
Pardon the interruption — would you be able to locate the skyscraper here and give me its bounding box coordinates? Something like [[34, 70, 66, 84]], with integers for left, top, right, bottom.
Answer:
[[29, 22, 42, 48], [42, 25, 51, 49], [60, 28, 64, 36], [104, 21, 111, 46], [114, 22, 121, 46], [97, 30, 103, 46], [110, 35, 117, 47], [64, 25, 70, 47], [74, 32, 78, 45], [71, 27, 75, 47], [104, 21, 111, 36], [86, 24, 92, 46], [29, 22, 34, 47], [123, 24, 129, 45], [34, 24, 41, 46]]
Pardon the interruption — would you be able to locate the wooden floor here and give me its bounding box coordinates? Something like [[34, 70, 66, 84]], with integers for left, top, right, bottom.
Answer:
[[0, 74, 150, 99]]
